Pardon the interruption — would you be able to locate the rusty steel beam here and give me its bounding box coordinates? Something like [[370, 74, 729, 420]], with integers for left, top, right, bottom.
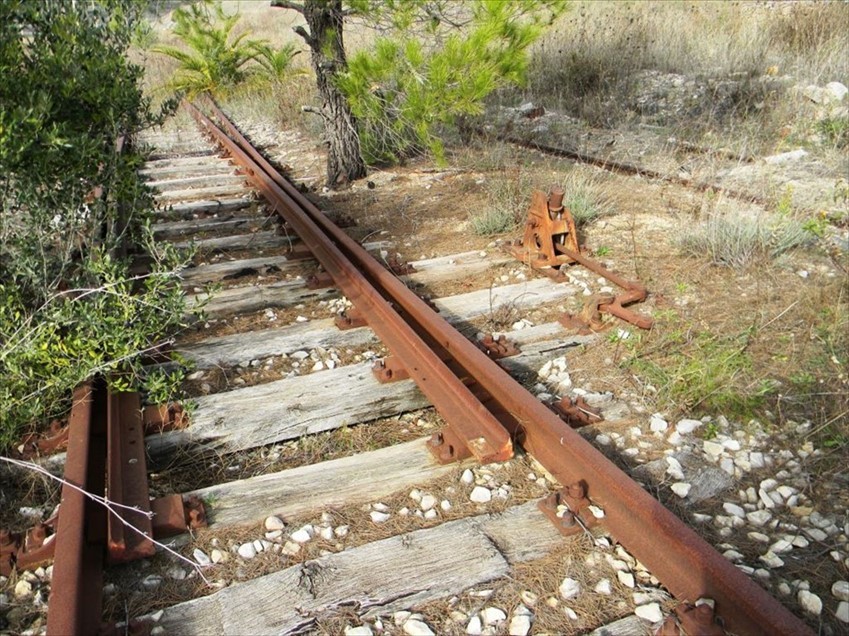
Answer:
[[189, 100, 813, 636], [46, 382, 107, 636], [185, 100, 511, 465]]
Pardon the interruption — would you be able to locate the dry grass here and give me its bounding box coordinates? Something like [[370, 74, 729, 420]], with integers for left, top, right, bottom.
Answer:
[[517, 1, 849, 151]]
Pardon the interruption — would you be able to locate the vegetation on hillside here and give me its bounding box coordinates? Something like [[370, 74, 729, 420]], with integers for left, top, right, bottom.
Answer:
[[0, 0, 191, 449]]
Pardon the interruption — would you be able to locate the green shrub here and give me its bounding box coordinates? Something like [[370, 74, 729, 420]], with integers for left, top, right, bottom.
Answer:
[[0, 0, 192, 449]]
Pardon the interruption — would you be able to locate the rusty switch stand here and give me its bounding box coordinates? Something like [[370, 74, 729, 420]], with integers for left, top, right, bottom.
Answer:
[[507, 186, 653, 331]]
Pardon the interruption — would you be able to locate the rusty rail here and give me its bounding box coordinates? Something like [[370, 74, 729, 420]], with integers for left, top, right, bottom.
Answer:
[[33, 381, 201, 635], [187, 99, 812, 636], [46, 382, 107, 636]]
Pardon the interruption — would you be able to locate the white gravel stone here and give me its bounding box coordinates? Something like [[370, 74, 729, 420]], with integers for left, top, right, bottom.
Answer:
[[803, 527, 827, 542], [676, 419, 701, 434], [747, 510, 773, 526], [192, 548, 212, 567], [290, 526, 313, 543], [372, 502, 391, 512], [671, 482, 691, 498], [264, 515, 286, 531], [650, 413, 668, 432], [237, 542, 257, 559], [747, 532, 770, 543], [481, 607, 507, 625], [440, 500, 452, 511], [424, 509, 438, 520], [14, 580, 32, 599], [635, 602, 663, 622], [703, 440, 724, 457], [617, 571, 636, 588], [833, 600, 849, 624], [563, 607, 578, 620], [508, 613, 532, 636], [319, 526, 334, 541], [403, 618, 435, 635], [559, 577, 581, 599], [833, 581, 849, 602], [465, 615, 482, 635], [723, 503, 746, 518], [461, 469, 475, 484], [470, 486, 492, 503], [281, 541, 301, 556], [594, 579, 613, 595], [370, 511, 391, 523], [335, 525, 349, 538], [520, 590, 538, 607], [758, 552, 784, 568], [210, 549, 225, 564], [142, 575, 163, 590], [420, 494, 437, 511], [665, 457, 685, 480], [797, 590, 822, 615], [344, 626, 373, 636], [769, 539, 793, 554]]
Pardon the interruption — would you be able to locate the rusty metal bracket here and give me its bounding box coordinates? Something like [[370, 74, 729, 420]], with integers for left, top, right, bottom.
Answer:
[[0, 522, 57, 577], [427, 426, 474, 464], [306, 270, 334, 290], [550, 396, 603, 429], [13, 420, 70, 459], [385, 253, 416, 276], [142, 403, 187, 435], [476, 334, 521, 360], [658, 603, 726, 636], [538, 482, 601, 537], [151, 494, 207, 539], [334, 306, 368, 330], [372, 356, 410, 383]]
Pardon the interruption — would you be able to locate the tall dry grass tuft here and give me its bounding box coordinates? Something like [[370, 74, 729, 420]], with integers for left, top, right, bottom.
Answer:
[[518, 1, 849, 143]]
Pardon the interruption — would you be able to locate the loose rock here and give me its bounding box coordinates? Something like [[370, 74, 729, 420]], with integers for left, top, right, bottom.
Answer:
[[470, 486, 492, 503], [635, 603, 663, 622], [559, 577, 581, 599]]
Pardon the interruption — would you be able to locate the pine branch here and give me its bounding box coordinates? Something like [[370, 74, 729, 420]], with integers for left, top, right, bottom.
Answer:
[[270, 1, 305, 14], [292, 24, 315, 49]]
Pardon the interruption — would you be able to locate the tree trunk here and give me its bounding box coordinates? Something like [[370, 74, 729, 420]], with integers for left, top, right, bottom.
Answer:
[[296, 0, 367, 187]]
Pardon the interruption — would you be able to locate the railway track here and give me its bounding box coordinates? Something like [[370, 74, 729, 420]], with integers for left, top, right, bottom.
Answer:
[[2, 102, 828, 635]]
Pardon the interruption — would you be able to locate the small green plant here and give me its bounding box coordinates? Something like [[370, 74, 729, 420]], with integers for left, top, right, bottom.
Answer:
[[816, 116, 849, 149], [595, 245, 611, 257], [678, 210, 810, 268], [702, 421, 719, 440], [249, 42, 302, 86], [622, 316, 776, 419], [802, 213, 830, 238], [474, 168, 533, 236], [561, 171, 614, 228], [675, 281, 689, 293]]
